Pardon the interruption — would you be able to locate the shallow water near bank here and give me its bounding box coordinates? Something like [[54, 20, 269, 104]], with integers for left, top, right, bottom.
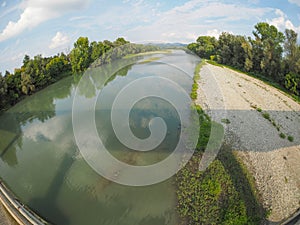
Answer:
[[0, 50, 200, 225]]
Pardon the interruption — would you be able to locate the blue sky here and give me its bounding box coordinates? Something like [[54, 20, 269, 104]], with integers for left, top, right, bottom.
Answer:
[[0, 0, 300, 73]]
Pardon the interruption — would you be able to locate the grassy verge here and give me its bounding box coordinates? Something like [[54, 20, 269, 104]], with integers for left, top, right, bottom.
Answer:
[[138, 57, 161, 64], [206, 60, 300, 104], [123, 50, 172, 59], [176, 146, 265, 225], [190, 60, 206, 100], [176, 61, 265, 224]]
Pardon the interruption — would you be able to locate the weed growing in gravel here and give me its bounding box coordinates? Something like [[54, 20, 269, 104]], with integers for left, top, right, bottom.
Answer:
[[262, 112, 271, 121], [279, 133, 286, 139], [288, 136, 294, 142], [256, 107, 262, 112], [221, 118, 231, 124]]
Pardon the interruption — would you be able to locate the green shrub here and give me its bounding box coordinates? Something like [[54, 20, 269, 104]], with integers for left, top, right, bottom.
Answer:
[[288, 136, 294, 142], [221, 118, 231, 124], [279, 133, 286, 139], [262, 112, 271, 121]]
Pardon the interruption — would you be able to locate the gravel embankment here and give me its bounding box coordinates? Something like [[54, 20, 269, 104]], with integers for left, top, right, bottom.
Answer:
[[196, 64, 300, 223]]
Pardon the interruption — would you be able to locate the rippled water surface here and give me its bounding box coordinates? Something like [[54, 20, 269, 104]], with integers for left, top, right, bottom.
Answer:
[[0, 50, 199, 225]]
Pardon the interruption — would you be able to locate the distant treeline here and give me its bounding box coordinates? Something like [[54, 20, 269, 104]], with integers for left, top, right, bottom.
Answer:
[[0, 37, 158, 111], [188, 22, 300, 97]]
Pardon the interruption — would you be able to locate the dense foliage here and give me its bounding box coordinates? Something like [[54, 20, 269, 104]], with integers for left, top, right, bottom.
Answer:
[[0, 37, 158, 111], [188, 22, 300, 96]]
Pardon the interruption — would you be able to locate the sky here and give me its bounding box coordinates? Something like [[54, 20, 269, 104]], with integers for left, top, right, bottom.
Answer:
[[0, 0, 300, 73]]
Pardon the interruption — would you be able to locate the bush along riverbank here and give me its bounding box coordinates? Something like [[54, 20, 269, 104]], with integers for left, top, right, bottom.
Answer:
[[175, 63, 266, 225]]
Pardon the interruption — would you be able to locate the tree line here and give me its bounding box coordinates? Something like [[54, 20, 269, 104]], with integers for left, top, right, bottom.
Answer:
[[187, 22, 300, 96], [0, 37, 158, 111]]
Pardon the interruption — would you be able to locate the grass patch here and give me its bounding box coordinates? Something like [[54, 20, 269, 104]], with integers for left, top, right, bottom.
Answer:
[[288, 136, 294, 142], [221, 118, 231, 124], [138, 57, 161, 64], [176, 106, 264, 224], [123, 50, 171, 59], [176, 145, 265, 225], [262, 112, 271, 121], [279, 133, 286, 139], [190, 60, 206, 100], [256, 107, 262, 112], [206, 60, 224, 68]]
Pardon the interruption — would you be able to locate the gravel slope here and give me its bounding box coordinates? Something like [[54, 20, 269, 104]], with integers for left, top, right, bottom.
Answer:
[[196, 64, 300, 223]]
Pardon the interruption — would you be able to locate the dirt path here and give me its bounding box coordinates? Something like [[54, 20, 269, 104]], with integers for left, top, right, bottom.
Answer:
[[196, 64, 300, 223]]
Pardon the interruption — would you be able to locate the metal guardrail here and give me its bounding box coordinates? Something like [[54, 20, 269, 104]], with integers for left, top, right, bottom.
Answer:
[[0, 180, 49, 225], [281, 208, 300, 225]]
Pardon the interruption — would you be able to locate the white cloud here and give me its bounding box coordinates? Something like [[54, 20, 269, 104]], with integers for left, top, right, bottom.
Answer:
[[1, 1, 6, 7], [125, 1, 273, 43], [49, 32, 70, 49], [0, 0, 90, 42], [288, 0, 300, 7], [268, 9, 300, 33], [206, 29, 222, 38]]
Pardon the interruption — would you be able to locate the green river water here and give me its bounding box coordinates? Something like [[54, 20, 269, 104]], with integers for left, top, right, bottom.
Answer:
[[0, 50, 200, 225]]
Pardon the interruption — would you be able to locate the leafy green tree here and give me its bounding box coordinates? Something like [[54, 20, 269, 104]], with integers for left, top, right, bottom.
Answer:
[[251, 22, 285, 81], [285, 72, 299, 95], [187, 36, 218, 59], [23, 55, 30, 67], [187, 42, 199, 53], [46, 55, 70, 79], [70, 37, 91, 73], [196, 36, 218, 59], [0, 73, 8, 109], [113, 37, 129, 47], [90, 41, 104, 62], [20, 71, 35, 95], [284, 29, 300, 74], [103, 40, 114, 52], [217, 32, 235, 65]]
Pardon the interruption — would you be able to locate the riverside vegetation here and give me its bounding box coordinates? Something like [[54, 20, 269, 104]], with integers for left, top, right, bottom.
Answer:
[[1, 21, 298, 225], [188, 22, 300, 101], [175, 62, 266, 224], [0, 37, 158, 111]]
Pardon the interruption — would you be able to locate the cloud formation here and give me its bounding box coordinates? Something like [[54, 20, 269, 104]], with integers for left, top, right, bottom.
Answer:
[[268, 9, 300, 33], [0, 0, 89, 42], [288, 0, 300, 7], [126, 1, 273, 43], [49, 32, 70, 49]]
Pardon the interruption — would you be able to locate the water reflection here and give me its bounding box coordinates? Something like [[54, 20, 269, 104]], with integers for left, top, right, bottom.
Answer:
[[0, 51, 198, 225], [0, 76, 74, 166]]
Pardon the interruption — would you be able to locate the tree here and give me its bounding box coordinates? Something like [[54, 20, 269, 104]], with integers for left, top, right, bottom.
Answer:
[[113, 37, 129, 47], [0, 73, 8, 109], [187, 43, 199, 53], [251, 22, 285, 81], [23, 55, 30, 67], [285, 72, 299, 95], [284, 29, 300, 74], [90, 41, 104, 62], [21, 71, 35, 95], [70, 37, 91, 73], [46, 55, 70, 79], [217, 32, 235, 65], [196, 36, 218, 59]]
